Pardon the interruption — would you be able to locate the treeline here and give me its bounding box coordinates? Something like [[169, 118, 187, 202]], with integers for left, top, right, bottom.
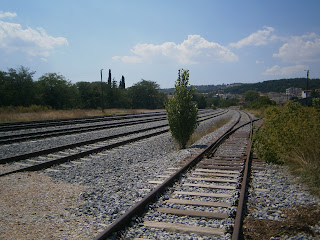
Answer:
[[161, 78, 320, 95], [1, 66, 245, 110], [225, 78, 320, 94], [0, 66, 167, 110]]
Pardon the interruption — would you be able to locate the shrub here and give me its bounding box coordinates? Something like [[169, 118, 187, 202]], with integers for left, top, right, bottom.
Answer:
[[254, 102, 320, 194]]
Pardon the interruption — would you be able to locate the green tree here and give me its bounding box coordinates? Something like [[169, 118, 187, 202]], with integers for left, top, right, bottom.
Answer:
[[76, 82, 101, 109], [166, 69, 198, 149], [128, 79, 166, 109], [36, 73, 79, 109], [192, 93, 207, 109], [248, 96, 276, 109], [0, 66, 36, 107], [243, 90, 260, 102]]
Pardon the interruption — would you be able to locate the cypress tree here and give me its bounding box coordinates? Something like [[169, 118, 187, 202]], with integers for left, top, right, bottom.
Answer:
[[108, 69, 111, 86]]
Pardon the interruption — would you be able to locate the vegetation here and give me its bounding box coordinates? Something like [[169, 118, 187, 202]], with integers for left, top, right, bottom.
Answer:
[[205, 95, 239, 109], [219, 78, 320, 94], [254, 102, 320, 195], [187, 116, 232, 148], [128, 80, 167, 109], [242, 90, 276, 109], [166, 69, 198, 149], [0, 66, 167, 111], [161, 78, 320, 95]]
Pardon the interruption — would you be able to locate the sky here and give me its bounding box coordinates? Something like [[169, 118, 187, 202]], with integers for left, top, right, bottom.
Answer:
[[1, 0, 320, 88]]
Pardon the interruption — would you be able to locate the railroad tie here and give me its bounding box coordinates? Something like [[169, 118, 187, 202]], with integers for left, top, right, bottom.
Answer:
[[165, 198, 232, 208], [157, 207, 228, 219], [194, 168, 239, 174], [183, 182, 236, 190], [142, 221, 225, 236], [173, 191, 232, 198], [187, 177, 237, 183]]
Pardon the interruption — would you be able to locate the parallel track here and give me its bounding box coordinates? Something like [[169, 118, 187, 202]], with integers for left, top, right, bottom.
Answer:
[[0, 110, 228, 177], [94, 111, 257, 239], [0, 111, 167, 132], [0, 110, 218, 144]]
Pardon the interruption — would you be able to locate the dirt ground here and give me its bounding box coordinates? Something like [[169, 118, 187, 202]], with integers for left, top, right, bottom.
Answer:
[[0, 172, 102, 240], [243, 204, 320, 239]]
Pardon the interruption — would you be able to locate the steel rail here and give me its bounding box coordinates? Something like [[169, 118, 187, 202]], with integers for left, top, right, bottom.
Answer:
[[232, 112, 254, 240], [94, 111, 245, 240]]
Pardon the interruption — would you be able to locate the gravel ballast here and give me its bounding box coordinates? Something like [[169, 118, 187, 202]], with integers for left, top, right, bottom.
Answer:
[[0, 110, 237, 239], [244, 161, 320, 240]]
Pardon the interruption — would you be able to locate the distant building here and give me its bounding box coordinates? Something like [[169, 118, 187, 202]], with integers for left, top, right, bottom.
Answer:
[[265, 92, 287, 103], [301, 90, 312, 99], [286, 87, 303, 98]]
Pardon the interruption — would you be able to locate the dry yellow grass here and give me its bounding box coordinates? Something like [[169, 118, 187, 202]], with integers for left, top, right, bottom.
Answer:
[[186, 116, 232, 148], [0, 108, 156, 123]]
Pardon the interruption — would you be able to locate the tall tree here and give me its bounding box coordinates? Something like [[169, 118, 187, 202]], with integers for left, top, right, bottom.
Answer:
[[166, 69, 198, 149], [128, 79, 166, 109], [243, 90, 260, 102], [3, 66, 36, 107], [108, 69, 112, 86], [119, 75, 126, 89], [36, 73, 79, 109]]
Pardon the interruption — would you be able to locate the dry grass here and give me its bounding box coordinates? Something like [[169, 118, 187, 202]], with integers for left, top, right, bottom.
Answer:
[[243, 204, 320, 239], [186, 116, 232, 148], [0, 108, 155, 123], [245, 108, 265, 118]]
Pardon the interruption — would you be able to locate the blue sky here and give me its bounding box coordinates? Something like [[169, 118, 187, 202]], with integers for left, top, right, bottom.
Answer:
[[1, 0, 320, 88]]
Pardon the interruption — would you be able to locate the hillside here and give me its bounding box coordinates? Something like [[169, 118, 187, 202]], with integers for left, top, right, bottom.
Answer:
[[223, 78, 320, 94], [160, 78, 320, 94]]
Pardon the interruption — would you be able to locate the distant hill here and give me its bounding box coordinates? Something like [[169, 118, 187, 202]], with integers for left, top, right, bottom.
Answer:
[[223, 78, 320, 94], [161, 78, 320, 94]]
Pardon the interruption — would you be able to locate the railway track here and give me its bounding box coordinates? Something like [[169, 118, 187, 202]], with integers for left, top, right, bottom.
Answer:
[[0, 110, 167, 132], [0, 110, 228, 177], [94, 111, 257, 239], [0, 109, 218, 144]]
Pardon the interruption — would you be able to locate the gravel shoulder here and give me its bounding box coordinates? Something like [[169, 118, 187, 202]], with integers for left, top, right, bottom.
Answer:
[[243, 159, 320, 239]]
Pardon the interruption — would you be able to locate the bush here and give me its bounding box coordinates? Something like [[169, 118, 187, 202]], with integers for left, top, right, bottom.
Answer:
[[166, 69, 198, 149], [254, 102, 320, 194]]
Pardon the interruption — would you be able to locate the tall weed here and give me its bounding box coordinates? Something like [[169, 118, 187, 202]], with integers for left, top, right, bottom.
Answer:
[[254, 102, 320, 195]]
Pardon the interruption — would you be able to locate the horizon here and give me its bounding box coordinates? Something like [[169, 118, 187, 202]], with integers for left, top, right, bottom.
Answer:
[[1, 1, 320, 88]]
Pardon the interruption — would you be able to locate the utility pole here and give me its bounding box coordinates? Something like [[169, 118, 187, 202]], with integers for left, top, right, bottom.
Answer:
[[100, 69, 104, 113], [305, 69, 309, 106]]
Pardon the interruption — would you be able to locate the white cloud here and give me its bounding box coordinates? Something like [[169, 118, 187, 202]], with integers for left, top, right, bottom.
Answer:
[[273, 33, 320, 63], [0, 11, 17, 19], [263, 64, 308, 76], [0, 20, 68, 58], [230, 26, 275, 48], [112, 55, 142, 63], [113, 35, 238, 64]]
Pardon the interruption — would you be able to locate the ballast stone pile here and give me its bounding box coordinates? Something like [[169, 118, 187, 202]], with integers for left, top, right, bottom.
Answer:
[[246, 163, 320, 239]]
